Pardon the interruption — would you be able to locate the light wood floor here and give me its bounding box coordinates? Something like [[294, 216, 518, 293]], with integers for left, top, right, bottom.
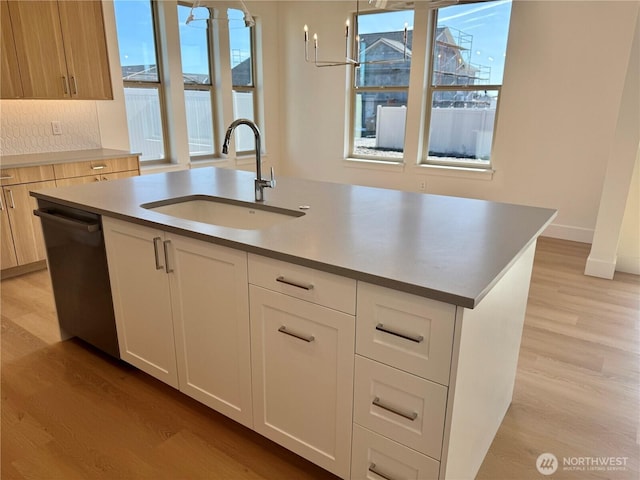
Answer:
[[1, 237, 638, 479]]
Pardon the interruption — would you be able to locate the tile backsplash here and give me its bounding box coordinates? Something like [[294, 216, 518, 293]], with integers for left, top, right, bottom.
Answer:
[[0, 100, 101, 156]]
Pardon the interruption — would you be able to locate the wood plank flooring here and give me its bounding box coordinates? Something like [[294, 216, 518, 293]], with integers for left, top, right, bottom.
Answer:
[[2, 237, 638, 479]]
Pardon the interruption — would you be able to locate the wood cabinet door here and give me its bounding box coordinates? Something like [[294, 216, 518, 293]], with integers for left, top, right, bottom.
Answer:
[[249, 285, 355, 478], [169, 234, 253, 428], [8, 0, 68, 98], [0, 191, 18, 269], [57, 0, 113, 99], [102, 217, 178, 388], [4, 181, 56, 265], [1, 0, 23, 99]]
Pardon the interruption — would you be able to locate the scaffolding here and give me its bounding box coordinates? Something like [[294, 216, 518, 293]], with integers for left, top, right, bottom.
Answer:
[[432, 26, 491, 86]]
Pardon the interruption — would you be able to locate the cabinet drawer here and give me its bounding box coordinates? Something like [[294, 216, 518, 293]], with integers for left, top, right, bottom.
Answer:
[[53, 156, 138, 179], [356, 282, 455, 385], [351, 424, 440, 480], [354, 355, 447, 460], [248, 254, 356, 314], [0, 165, 55, 185]]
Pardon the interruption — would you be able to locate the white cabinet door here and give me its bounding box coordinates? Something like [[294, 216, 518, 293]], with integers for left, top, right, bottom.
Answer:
[[249, 285, 355, 478], [169, 234, 252, 428], [103, 217, 178, 388]]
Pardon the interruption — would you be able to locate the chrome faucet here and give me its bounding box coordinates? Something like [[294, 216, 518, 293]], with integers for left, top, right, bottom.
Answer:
[[222, 119, 275, 202]]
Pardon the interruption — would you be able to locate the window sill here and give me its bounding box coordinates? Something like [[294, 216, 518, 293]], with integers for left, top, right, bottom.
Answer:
[[140, 162, 188, 175], [343, 157, 405, 172], [412, 163, 494, 181], [189, 158, 227, 169]]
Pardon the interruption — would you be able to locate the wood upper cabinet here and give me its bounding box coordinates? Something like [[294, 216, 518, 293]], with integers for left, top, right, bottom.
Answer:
[[57, 0, 112, 99], [0, 0, 23, 99], [5, 0, 112, 100]]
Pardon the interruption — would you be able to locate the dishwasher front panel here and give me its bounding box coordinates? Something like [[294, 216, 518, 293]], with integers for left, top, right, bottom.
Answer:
[[35, 199, 119, 358]]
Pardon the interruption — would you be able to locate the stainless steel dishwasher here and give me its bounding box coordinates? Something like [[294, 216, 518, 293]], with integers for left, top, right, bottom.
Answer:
[[34, 199, 120, 358]]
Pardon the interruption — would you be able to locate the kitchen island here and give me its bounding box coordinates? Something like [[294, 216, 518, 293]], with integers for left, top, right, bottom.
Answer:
[[32, 167, 556, 480]]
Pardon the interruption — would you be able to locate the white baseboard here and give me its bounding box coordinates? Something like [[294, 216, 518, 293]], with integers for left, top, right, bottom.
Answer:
[[542, 223, 594, 244], [584, 255, 616, 279]]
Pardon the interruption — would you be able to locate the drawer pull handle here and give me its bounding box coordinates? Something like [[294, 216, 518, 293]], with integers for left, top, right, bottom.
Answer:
[[375, 323, 424, 343], [6, 189, 15, 209], [276, 276, 314, 291], [153, 237, 164, 270], [372, 397, 418, 421], [91, 165, 107, 171], [368, 463, 397, 480], [0, 175, 14, 180], [278, 326, 314, 343]]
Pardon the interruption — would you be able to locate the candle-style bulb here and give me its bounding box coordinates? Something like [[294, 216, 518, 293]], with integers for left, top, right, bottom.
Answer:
[[304, 24, 309, 41]]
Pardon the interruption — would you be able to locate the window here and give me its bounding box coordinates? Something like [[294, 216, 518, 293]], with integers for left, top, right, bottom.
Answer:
[[424, 1, 512, 168], [228, 8, 257, 154], [177, 3, 216, 159], [350, 10, 414, 161], [114, 0, 168, 163]]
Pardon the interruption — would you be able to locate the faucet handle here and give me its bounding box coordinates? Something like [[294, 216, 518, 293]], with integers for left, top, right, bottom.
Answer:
[[269, 167, 276, 188]]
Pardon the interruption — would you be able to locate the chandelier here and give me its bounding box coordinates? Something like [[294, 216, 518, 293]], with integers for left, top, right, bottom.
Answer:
[[303, 0, 459, 68]]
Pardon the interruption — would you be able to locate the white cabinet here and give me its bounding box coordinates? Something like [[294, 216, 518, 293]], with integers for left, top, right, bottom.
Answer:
[[103, 218, 178, 387], [356, 282, 455, 386], [103, 217, 252, 427], [169, 234, 252, 427], [249, 255, 356, 479], [351, 282, 457, 479], [353, 356, 447, 460], [351, 425, 440, 480]]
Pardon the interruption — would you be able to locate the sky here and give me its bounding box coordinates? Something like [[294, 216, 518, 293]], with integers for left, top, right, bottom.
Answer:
[[113, 0, 251, 76], [113, 0, 511, 83]]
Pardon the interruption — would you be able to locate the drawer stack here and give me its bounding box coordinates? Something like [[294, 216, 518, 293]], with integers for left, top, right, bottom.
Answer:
[[352, 282, 456, 480]]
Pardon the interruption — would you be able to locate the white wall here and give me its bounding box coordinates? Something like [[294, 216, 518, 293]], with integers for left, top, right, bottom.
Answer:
[[277, 0, 640, 244], [616, 150, 640, 275]]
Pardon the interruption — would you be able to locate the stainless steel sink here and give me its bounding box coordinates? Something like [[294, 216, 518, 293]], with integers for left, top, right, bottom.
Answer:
[[141, 195, 304, 230]]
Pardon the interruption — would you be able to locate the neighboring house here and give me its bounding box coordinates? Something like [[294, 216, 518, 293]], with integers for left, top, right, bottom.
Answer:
[[357, 26, 491, 137]]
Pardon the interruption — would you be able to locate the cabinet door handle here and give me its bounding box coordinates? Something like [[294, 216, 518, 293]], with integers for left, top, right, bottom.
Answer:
[[0, 193, 4, 211], [153, 237, 164, 270], [163, 240, 173, 273], [278, 326, 314, 343], [6, 189, 15, 209], [372, 397, 418, 421], [71, 76, 78, 95], [275, 276, 314, 291], [375, 323, 424, 343], [61, 76, 69, 95], [368, 463, 397, 480]]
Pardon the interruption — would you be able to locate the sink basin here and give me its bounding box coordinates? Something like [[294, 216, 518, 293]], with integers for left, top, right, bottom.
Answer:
[[142, 196, 304, 230]]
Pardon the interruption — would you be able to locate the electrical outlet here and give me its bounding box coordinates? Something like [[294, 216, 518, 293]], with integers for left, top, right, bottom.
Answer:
[[51, 121, 62, 135], [419, 181, 426, 191]]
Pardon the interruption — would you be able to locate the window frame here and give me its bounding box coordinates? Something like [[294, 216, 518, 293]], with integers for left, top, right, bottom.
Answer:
[[118, 0, 171, 165], [348, 9, 412, 163], [178, 1, 219, 161], [229, 9, 258, 156], [421, 3, 508, 170]]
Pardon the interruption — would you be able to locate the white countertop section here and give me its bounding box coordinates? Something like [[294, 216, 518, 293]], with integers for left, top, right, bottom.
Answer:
[[1, 148, 139, 168], [31, 167, 557, 308]]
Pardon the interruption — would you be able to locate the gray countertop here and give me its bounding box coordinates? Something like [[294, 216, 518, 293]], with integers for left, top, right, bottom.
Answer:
[[31, 167, 556, 308], [1, 148, 139, 168]]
